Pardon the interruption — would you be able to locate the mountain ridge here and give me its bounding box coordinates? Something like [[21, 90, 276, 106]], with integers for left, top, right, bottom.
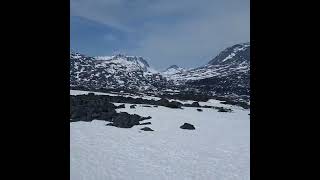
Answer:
[[70, 42, 250, 100]]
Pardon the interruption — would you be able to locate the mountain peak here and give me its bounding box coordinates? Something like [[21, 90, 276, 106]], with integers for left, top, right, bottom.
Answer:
[[208, 42, 250, 66], [162, 65, 185, 77], [167, 65, 180, 69]]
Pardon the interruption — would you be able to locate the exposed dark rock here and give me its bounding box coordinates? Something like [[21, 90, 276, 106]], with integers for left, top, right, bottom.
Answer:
[[130, 105, 136, 109], [180, 123, 195, 130], [167, 101, 182, 108], [202, 105, 214, 108], [140, 116, 152, 121], [191, 102, 200, 107], [153, 105, 158, 107], [70, 95, 117, 122], [142, 105, 152, 107], [109, 112, 143, 128], [70, 94, 151, 128], [140, 127, 154, 131], [196, 109, 203, 112], [116, 104, 125, 109], [156, 98, 182, 108], [217, 107, 232, 112]]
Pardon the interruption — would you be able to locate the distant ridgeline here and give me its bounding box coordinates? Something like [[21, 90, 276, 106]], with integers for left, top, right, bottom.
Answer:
[[70, 42, 250, 102]]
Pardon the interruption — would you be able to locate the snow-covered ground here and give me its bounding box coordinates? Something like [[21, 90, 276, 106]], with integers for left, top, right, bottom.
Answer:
[[71, 94, 250, 180], [70, 90, 161, 100]]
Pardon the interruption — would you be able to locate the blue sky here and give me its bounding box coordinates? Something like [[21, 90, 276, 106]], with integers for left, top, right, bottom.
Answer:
[[71, 0, 250, 70]]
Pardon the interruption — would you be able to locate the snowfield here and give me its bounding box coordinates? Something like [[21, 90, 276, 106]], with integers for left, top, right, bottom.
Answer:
[[70, 92, 250, 180], [70, 90, 161, 100]]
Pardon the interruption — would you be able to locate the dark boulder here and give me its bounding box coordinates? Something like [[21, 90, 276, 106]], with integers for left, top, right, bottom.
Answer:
[[130, 105, 136, 109], [110, 112, 141, 128], [196, 108, 203, 112], [107, 112, 152, 128], [180, 123, 195, 130], [70, 95, 117, 122], [217, 107, 232, 112], [191, 102, 200, 107], [140, 127, 154, 131], [167, 101, 182, 108], [116, 104, 125, 109]]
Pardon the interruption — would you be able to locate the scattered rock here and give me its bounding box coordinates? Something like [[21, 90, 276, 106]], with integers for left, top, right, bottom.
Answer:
[[180, 123, 195, 130], [109, 112, 143, 128], [156, 98, 182, 108], [217, 107, 232, 112], [142, 105, 152, 107], [196, 108, 203, 112], [191, 102, 200, 107], [116, 104, 125, 109], [70, 95, 117, 122], [140, 127, 154, 131], [130, 105, 136, 109], [140, 116, 152, 121]]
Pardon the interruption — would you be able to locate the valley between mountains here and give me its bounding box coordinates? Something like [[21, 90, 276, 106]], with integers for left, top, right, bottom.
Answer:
[[70, 42, 250, 180]]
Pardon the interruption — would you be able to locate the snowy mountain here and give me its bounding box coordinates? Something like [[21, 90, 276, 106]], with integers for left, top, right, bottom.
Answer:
[[161, 65, 186, 77], [165, 42, 250, 98], [70, 42, 250, 99], [70, 52, 169, 92]]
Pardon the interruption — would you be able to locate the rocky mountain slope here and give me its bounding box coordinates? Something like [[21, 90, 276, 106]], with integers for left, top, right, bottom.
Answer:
[[163, 42, 250, 99], [70, 53, 170, 93], [70, 42, 250, 101]]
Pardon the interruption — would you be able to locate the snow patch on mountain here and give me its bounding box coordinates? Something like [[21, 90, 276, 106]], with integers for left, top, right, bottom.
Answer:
[[161, 65, 186, 77]]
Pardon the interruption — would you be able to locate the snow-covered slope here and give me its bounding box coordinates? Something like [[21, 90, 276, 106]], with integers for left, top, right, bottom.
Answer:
[[167, 43, 250, 81], [94, 54, 156, 73], [165, 43, 250, 97], [161, 65, 186, 77], [71, 101, 250, 180], [71, 42, 250, 98], [70, 53, 169, 92]]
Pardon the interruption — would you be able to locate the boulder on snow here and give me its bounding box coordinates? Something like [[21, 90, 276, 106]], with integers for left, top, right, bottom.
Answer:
[[130, 105, 136, 109], [140, 127, 154, 131], [116, 104, 125, 109], [191, 102, 200, 107], [106, 112, 152, 128], [217, 107, 232, 112], [70, 95, 117, 122], [196, 108, 203, 112], [180, 123, 195, 130], [156, 98, 182, 108]]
